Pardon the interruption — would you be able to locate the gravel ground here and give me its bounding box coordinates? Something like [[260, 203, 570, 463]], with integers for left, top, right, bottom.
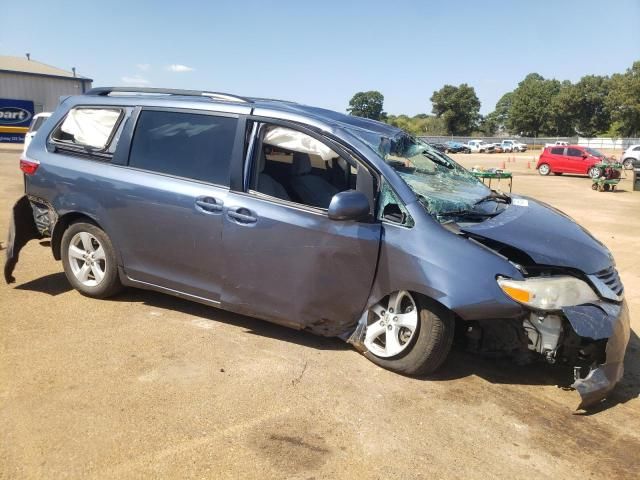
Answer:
[[1, 150, 639, 479]]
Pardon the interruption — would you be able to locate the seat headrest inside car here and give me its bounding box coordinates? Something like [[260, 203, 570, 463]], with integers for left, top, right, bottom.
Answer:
[[292, 153, 312, 176]]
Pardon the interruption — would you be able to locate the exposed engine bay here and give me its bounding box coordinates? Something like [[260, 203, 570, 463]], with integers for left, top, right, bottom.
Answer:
[[459, 227, 628, 410]]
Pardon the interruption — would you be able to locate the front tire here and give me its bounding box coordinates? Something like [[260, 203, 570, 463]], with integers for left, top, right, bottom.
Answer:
[[538, 163, 551, 175], [623, 158, 634, 170], [588, 166, 601, 179], [61, 222, 122, 298], [363, 292, 454, 375]]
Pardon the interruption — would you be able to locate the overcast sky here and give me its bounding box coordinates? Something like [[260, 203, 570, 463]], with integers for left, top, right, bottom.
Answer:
[[3, 0, 639, 115]]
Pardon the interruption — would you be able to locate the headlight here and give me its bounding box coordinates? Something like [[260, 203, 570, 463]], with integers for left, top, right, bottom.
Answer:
[[497, 276, 599, 310]]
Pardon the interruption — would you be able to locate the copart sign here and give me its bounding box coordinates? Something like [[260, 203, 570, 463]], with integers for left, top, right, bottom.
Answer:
[[0, 98, 34, 143]]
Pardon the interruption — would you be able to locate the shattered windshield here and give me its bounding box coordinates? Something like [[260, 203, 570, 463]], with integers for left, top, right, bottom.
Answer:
[[347, 128, 505, 221]]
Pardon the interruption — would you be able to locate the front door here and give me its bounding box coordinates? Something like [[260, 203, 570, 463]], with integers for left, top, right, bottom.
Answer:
[[565, 147, 585, 173], [220, 122, 381, 334]]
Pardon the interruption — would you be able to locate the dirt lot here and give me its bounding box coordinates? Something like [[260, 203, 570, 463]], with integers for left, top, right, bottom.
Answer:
[[1, 149, 639, 479]]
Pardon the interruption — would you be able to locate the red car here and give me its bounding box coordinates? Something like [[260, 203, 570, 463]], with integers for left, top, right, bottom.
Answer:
[[536, 145, 605, 178]]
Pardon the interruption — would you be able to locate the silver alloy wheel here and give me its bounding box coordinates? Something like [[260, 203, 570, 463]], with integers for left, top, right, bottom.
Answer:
[[538, 164, 550, 175], [67, 232, 106, 287], [588, 166, 601, 179], [364, 291, 418, 358], [623, 159, 633, 170]]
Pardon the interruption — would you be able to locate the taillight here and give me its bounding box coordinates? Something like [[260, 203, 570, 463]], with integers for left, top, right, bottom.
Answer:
[[19, 156, 40, 175]]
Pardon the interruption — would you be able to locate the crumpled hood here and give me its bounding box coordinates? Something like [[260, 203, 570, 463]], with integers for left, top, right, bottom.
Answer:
[[461, 196, 613, 274]]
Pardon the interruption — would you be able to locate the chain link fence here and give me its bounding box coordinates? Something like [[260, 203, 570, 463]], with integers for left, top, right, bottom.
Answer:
[[418, 136, 640, 150]]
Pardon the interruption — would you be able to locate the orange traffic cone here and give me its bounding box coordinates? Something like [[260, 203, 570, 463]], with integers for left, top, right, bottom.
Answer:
[[527, 161, 532, 169], [501, 161, 506, 169]]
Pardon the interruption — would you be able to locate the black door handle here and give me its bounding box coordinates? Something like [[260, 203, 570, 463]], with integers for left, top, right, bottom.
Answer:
[[195, 196, 223, 214], [227, 208, 257, 224]]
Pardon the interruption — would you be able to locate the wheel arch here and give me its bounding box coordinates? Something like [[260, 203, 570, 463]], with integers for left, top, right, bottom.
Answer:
[[52, 212, 112, 261]]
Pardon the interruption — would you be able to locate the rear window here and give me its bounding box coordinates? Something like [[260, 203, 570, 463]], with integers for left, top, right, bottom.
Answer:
[[28, 116, 48, 133], [550, 147, 564, 155], [51, 108, 122, 150], [128, 110, 237, 186]]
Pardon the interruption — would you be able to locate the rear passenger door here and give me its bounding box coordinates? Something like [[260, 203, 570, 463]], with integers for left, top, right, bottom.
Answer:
[[108, 107, 245, 303], [549, 147, 566, 172]]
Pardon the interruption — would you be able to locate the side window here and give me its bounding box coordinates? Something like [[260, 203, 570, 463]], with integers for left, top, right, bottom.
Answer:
[[567, 148, 582, 157], [128, 110, 237, 186], [51, 107, 122, 151], [247, 125, 346, 209], [550, 147, 564, 155], [633, 146, 640, 151], [379, 181, 413, 227]]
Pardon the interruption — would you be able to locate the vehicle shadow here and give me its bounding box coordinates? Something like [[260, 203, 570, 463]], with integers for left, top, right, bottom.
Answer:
[[430, 329, 640, 413], [14, 272, 72, 296], [11, 276, 640, 410], [111, 288, 349, 352]]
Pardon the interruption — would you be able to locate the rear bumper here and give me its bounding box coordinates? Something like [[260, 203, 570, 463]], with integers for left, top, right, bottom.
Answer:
[[4, 195, 42, 284], [567, 300, 631, 409]]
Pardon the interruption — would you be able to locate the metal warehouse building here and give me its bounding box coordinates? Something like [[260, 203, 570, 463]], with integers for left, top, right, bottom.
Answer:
[[0, 55, 92, 142]]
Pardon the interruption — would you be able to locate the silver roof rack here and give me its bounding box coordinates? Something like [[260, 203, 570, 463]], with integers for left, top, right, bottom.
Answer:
[[85, 87, 252, 103]]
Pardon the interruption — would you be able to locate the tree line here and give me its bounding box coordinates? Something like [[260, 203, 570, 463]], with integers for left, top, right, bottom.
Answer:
[[346, 61, 639, 138]]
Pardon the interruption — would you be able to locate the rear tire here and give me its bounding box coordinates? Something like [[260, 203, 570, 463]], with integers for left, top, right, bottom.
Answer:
[[538, 163, 551, 175], [363, 293, 454, 376], [61, 222, 122, 298], [623, 158, 634, 170]]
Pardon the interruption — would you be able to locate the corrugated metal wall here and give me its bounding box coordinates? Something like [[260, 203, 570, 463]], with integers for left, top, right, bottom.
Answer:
[[0, 72, 92, 112]]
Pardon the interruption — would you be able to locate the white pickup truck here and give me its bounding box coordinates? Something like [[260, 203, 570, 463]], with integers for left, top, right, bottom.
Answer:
[[544, 140, 568, 148], [501, 139, 527, 152], [467, 140, 495, 153]]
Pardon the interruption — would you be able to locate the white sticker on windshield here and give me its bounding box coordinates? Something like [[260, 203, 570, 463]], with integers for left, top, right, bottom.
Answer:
[[512, 198, 529, 207]]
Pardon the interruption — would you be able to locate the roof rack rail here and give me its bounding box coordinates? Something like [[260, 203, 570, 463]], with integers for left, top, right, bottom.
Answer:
[[85, 87, 253, 103]]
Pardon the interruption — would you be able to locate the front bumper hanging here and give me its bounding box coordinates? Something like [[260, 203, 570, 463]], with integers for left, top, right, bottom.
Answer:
[[564, 301, 631, 409]]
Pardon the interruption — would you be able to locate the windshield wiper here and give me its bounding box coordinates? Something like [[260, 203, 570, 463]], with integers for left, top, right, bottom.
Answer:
[[421, 150, 453, 168], [438, 209, 498, 218], [473, 191, 511, 206]]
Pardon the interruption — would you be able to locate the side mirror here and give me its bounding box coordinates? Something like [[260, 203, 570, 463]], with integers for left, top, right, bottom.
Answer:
[[582, 153, 588, 159], [328, 190, 370, 221]]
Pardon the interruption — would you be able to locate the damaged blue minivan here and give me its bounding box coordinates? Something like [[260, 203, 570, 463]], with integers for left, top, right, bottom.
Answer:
[[5, 87, 629, 409]]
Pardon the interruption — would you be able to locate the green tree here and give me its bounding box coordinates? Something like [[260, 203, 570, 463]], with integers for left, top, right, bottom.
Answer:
[[548, 80, 578, 136], [385, 114, 446, 136], [493, 91, 513, 130], [430, 83, 480, 135], [606, 61, 640, 137], [347, 91, 385, 120], [478, 113, 499, 136], [550, 76, 610, 137], [508, 73, 561, 136]]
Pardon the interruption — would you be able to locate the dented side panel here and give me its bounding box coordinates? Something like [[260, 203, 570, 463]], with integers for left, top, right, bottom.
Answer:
[[220, 191, 382, 336]]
